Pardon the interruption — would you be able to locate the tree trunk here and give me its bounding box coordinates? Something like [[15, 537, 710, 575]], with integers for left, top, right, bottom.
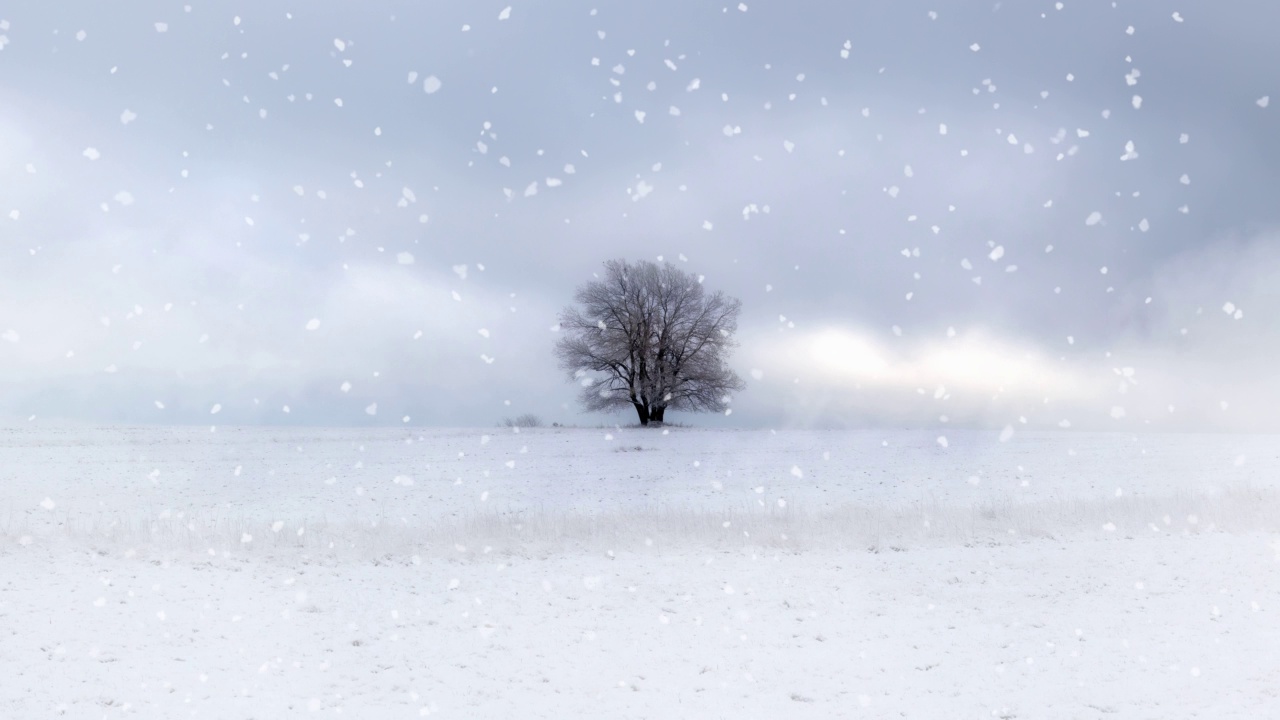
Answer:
[[651, 406, 666, 424], [633, 402, 650, 426]]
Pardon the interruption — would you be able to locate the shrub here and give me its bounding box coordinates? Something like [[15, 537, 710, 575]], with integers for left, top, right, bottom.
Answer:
[[501, 413, 544, 429]]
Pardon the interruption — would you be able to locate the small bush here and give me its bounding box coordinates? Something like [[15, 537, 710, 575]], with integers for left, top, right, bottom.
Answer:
[[501, 414, 544, 429]]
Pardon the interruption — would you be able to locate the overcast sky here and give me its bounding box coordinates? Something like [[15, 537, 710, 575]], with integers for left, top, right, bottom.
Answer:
[[0, 1, 1277, 431]]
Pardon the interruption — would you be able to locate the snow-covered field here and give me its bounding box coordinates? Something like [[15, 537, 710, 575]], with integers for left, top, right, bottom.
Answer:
[[2, 426, 1278, 718]]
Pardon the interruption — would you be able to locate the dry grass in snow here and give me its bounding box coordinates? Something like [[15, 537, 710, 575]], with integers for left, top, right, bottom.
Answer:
[[11, 486, 1277, 562]]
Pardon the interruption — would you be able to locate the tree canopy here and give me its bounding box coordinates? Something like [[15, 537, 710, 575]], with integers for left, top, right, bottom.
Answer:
[[556, 259, 745, 426]]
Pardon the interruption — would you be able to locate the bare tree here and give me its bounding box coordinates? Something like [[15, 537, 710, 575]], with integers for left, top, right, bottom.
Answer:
[[556, 259, 745, 426]]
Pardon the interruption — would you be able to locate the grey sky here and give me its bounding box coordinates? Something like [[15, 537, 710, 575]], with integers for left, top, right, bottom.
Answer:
[[1, 1, 1277, 430]]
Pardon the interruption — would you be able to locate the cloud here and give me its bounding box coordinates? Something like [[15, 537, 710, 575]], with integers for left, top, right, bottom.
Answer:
[[741, 324, 1103, 429], [1, 0, 1278, 430]]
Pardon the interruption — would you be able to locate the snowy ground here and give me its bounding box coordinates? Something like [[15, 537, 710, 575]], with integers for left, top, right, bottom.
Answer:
[[2, 425, 1278, 718]]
